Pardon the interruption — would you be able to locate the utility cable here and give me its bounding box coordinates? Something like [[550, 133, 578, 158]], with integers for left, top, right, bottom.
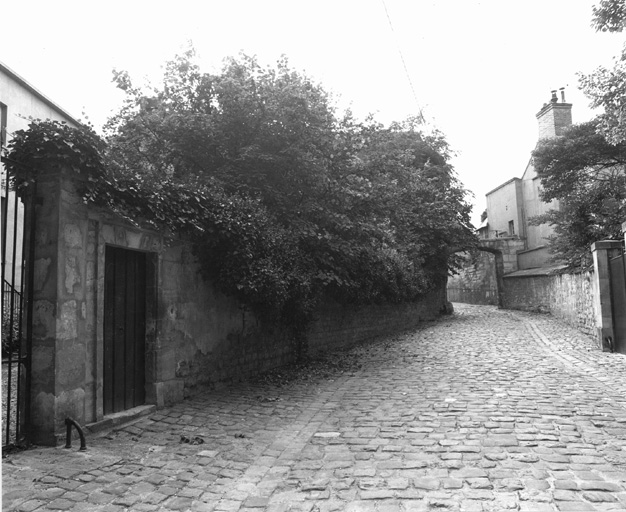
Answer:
[[380, 0, 426, 124]]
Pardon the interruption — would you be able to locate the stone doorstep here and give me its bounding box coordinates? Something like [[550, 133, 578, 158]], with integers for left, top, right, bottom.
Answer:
[[56, 404, 157, 445]]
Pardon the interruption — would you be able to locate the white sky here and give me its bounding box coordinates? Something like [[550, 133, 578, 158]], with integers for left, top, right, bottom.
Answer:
[[2, 0, 624, 225]]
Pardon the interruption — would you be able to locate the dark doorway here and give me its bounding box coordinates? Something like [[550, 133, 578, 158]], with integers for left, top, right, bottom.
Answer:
[[104, 246, 147, 414], [609, 251, 626, 355]]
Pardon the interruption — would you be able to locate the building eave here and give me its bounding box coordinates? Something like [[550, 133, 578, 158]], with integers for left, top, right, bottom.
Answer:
[[0, 61, 81, 127], [485, 177, 521, 197]]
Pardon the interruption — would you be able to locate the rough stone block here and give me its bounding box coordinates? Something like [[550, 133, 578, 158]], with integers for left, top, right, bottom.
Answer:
[[155, 380, 185, 407]]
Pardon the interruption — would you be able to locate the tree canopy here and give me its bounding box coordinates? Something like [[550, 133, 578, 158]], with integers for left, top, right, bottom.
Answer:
[[6, 51, 475, 328], [579, 0, 626, 144], [531, 1, 626, 269], [592, 0, 626, 32], [579, 51, 626, 145], [531, 121, 626, 268]]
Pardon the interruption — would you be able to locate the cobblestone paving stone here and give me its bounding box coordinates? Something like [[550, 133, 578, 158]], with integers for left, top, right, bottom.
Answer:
[[3, 304, 626, 511]]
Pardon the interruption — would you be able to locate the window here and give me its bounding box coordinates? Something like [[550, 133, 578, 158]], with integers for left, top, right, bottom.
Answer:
[[508, 220, 515, 236]]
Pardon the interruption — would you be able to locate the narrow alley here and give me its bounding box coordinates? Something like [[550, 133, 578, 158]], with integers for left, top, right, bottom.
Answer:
[[3, 304, 626, 512]]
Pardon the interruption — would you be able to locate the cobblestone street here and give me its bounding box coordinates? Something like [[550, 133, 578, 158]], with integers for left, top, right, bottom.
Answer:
[[3, 304, 626, 512]]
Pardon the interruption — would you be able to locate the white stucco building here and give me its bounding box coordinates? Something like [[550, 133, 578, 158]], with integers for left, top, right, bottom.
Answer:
[[1, 61, 80, 290]]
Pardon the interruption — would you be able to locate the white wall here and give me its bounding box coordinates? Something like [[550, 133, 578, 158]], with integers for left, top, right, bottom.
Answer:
[[1, 64, 79, 138], [1, 63, 79, 291], [520, 161, 560, 252], [486, 178, 523, 238]]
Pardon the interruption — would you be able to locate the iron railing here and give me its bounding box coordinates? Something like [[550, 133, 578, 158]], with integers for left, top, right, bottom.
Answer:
[[1, 173, 34, 450]]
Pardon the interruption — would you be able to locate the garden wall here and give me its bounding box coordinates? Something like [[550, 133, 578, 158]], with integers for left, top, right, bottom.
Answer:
[[503, 268, 597, 337], [446, 238, 525, 306], [446, 251, 498, 305], [307, 290, 445, 356], [29, 169, 446, 445]]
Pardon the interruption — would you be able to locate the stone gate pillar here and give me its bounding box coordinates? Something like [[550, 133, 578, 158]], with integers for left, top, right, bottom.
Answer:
[[29, 169, 91, 445], [28, 167, 165, 445]]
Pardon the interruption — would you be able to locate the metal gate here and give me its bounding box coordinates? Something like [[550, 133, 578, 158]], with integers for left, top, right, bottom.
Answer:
[[609, 251, 626, 354], [103, 246, 147, 415], [1, 178, 35, 451]]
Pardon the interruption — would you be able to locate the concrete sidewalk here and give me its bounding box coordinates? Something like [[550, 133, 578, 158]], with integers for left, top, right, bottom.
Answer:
[[3, 304, 626, 511]]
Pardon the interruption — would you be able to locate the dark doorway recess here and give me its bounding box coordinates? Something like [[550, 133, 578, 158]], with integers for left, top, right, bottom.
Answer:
[[104, 246, 147, 414], [609, 251, 626, 355]]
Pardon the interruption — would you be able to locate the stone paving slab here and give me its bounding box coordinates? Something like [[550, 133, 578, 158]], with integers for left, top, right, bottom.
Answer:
[[3, 304, 626, 511]]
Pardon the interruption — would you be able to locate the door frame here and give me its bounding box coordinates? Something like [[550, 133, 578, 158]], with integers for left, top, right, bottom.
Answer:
[[93, 227, 159, 422], [103, 245, 148, 414]]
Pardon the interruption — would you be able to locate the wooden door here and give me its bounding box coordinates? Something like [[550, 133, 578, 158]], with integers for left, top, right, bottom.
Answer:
[[104, 246, 147, 414], [609, 252, 626, 355]]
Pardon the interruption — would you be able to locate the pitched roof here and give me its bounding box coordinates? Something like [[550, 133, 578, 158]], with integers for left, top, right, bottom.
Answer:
[[0, 61, 80, 126]]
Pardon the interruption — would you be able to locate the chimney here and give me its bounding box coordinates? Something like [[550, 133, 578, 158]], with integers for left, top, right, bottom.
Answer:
[[536, 88, 572, 139]]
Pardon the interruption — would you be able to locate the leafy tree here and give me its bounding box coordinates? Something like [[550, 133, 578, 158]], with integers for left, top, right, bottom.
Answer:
[[579, 1, 626, 143], [579, 51, 626, 145], [537, 1, 626, 268], [531, 121, 626, 268], [106, 51, 337, 217], [6, 50, 475, 328], [592, 0, 626, 32]]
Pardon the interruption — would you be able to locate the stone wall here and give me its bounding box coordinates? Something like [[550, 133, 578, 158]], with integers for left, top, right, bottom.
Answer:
[[307, 288, 445, 355], [156, 240, 297, 398], [446, 238, 525, 306], [28, 169, 447, 444], [447, 251, 498, 305], [503, 269, 597, 337]]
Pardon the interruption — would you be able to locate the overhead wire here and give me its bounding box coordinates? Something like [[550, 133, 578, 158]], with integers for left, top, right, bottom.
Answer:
[[380, 0, 426, 124]]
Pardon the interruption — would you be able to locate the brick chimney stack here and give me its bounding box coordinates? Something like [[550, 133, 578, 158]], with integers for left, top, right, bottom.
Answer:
[[536, 87, 572, 139]]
